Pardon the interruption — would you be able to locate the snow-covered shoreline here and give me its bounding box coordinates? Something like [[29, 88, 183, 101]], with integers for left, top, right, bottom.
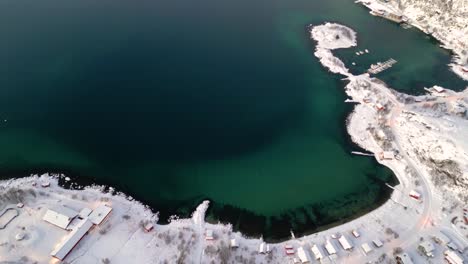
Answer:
[[355, 0, 468, 81], [1, 22, 467, 264]]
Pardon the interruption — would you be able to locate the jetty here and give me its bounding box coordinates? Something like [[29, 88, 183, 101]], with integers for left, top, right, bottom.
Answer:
[[351, 151, 374, 157], [367, 58, 397, 74]]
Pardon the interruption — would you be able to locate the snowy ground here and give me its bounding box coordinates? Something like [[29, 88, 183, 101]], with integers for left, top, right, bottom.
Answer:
[[0, 21, 467, 264]]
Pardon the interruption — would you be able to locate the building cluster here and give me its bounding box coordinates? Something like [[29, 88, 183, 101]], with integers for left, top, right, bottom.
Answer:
[[42, 203, 113, 260]]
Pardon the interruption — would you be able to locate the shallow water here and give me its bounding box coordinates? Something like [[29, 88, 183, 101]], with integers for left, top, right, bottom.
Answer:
[[0, 0, 465, 239]]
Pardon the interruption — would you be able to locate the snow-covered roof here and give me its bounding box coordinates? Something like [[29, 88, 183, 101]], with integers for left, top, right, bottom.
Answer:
[[361, 243, 372, 254], [338, 235, 353, 250], [42, 206, 78, 229], [372, 239, 383, 248], [51, 219, 93, 260], [419, 241, 435, 256], [433, 86, 445, 93], [325, 240, 336, 255], [259, 242, 266, 254], [444, 250, 464, 264], [88, 204, 112, 225], [396, 253, 414, 264], [297, 246, 311, 263], [79, 208, 92, 219], [311, 244, 323, 260], [230, 239, 238, 248]]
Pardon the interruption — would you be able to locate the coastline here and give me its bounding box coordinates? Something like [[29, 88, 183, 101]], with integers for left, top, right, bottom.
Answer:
[[355, 0, 468, 81], [1, 11, 468, 264]]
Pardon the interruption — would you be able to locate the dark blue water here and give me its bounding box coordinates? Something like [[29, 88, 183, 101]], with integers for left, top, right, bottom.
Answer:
[[0, 0, 465, 240]]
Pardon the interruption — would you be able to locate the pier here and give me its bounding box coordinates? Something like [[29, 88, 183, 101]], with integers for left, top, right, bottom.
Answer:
[[351, 151, 374, 157], [367, 58, 397, 74]]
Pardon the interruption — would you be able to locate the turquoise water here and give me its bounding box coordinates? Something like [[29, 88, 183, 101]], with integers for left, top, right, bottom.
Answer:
[[0, 0, 465, 239]]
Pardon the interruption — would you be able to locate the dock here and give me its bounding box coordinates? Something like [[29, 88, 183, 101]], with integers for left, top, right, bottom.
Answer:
[[351, 151, 374, 157], [367, 58, 397, 74]]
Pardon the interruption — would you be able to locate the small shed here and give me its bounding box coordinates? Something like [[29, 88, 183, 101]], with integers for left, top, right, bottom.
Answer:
[[409, 190, 421, 200], [297, 246, 311, 263], [325, 240, 337, 255], [433, 86, 445, 93], [352, 230, 360, 238], [144, 223, 154, 232], [361, 243, 372, 255], [230, 239, 238, 248], [395, 252, 414, 264], [205, 229, 214, 240], [419, 241, 435, 257], [372, 239, 383, 248], [285, 244, 295, 255], [88, 204, 112, 225], [380, 151, 394, 160], [311, 244, 323, 260], [259, 242, 266, 254], [338, 235, 353, 250], [43, 206, 78, 229]]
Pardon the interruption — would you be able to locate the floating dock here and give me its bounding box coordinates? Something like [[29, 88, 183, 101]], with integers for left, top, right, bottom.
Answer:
[[368, 58, 397, 74]]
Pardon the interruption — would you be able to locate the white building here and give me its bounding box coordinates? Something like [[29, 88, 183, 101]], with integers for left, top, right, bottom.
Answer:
[[372, 239, 383, 248], [205, 229, 214, 240], [259, 242, 266, 254], [230, 239, 238, 248], [338, 235, 353, 250], [297, 246, 311, 263], [325, 240, 337, 255], [43, 206, 78, 229], [311, 244, 323, 260], [88, 204, 112, 225], [418, 241, 435, 257], [444, 250, 464, 264], [51, 219, 93, 260], [361, 243, 372, 255], [396, 252, 414, 264]]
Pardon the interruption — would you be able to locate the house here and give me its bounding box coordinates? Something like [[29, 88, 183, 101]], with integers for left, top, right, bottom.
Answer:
[[88, 204, 112, 225], [338, 235, 353, 250], [352, 230, 360, 238], [259, 242, 266, 254], [297, 247, 311, 263], [325, 240, 337, 255], [361, 243, 372, 255], [380, 151, 394, 160], [144, 223, 154, 232], [51, 219, 94, 260], [372, 239, 383, 248], [409, 190, 421, 200], [433, 86, 445, 93], [375, 103, 385, 111], [285, 244, 295, 255], [418, 241, 435, 257], [230, 239, 238, 248], [444, 250, 464, 264], [311, 244, 323, 260], [396, 252, 414, 264], [205, 229, 214, 240], [43, 206, 79, 230]]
